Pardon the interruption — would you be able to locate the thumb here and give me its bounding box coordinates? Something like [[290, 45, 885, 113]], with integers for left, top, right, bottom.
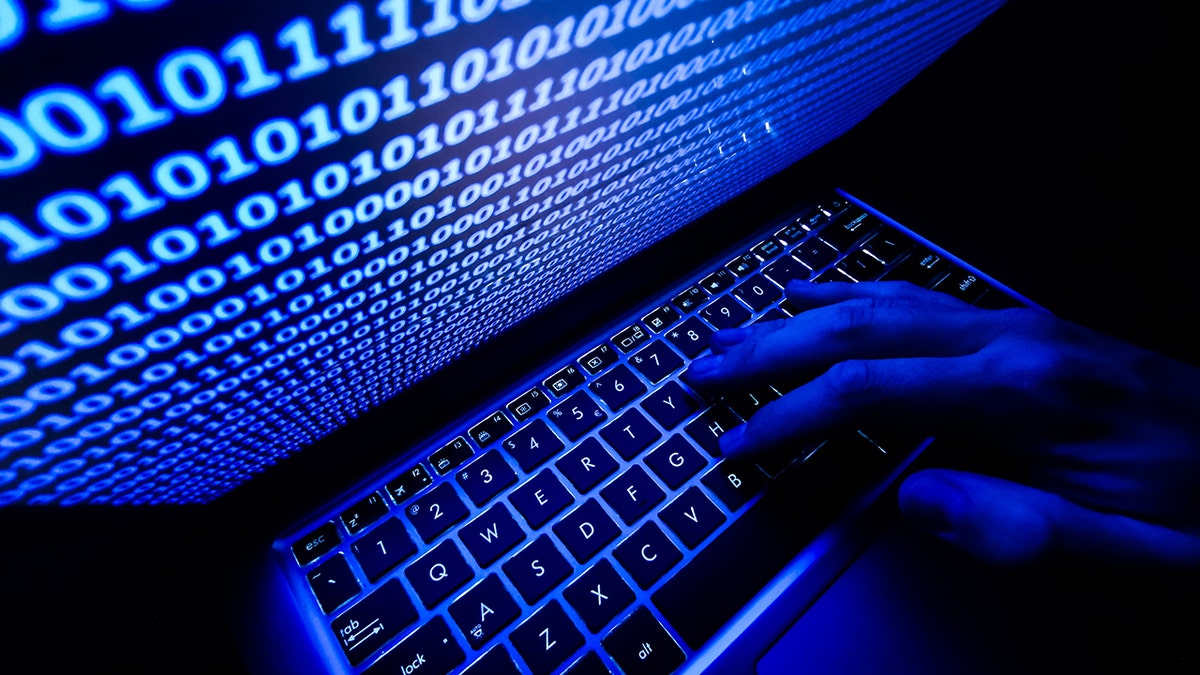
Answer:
[[898, 469, 1200, 567]]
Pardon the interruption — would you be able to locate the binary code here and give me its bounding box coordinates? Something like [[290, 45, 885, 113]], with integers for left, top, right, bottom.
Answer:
[[0, 0, 1004, 505]]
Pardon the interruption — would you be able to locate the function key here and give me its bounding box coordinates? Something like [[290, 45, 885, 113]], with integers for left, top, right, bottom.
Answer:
[[724, 252, 760, 276], [642, 304, 680, 333], [578, 343, 617, 375], [818, 195, 852, 216], [544, 364, 586, 398], [612, 323, 650, 353], [671, 285, 707, 313], [602, 607, 686, 675], [331, 579, 416, 665], [307, 554, 360, 614], [507, 386, 550, 422], [469, 411, 513, 447], [351, 517, 416, 582], [365, 616, 464, 675], [819, 210, 879, 252], [385, 463, 432, 505], [751, 238, 784, 260], [457, 450, 518, 506], [430, 436, 474, 476], [341, 491, 389, 535], [698, 268, 735, 293], [292, 521, 339, 566], [774, 220, 808, 245]]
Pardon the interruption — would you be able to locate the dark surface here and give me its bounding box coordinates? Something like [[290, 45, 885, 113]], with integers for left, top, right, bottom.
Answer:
[[2, 1, 1196, 672]]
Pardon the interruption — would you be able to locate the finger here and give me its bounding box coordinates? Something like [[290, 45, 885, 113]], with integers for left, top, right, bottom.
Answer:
[[899, 469, 1200, 567], [718, 355, 983, 459], [689, 296, 1008, 394], [784, 279, 971, 312]]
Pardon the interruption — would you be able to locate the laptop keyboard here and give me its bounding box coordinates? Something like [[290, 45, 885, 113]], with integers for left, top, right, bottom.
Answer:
[[279, 195, 1010, 674]]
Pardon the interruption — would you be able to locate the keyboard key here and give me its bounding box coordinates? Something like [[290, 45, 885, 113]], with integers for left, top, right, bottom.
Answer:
[[612, 323, 650, 353], [727, 386, 781, 421], [507, 386, 551, 422], [792, 238, 838, 271], [553, 498, 620, 563], [774, 220, 808, 245], [763, 254, 810, 287], [510, 469, 573, 528], [503, 419, 565, 472], [307, 554, 360, 613], [292, 522, 339, 566], [563, 559, 636, 633], [509, 601, 585, 675], [862, 228, 913, 264], [364, 616, 464, 675], [449, 575, 521, 650], [702, 461, 767, 511], [671, 285, 707, 313], [698, 268, 735, 293], [460, 503, 525, 567], [599, 408, 661, 460], [469, 411, 513, 447], [385, 464, 432, 505], [564, 652, 610, 675], [544, 363, 586, 398], [641, 381, 701, 429], [751, 238, 785, 260], [819, 210, 879, 251], [814, 267, 852, 283], [724, 251, 759, 276], [733, 274, 783, 311], [351, 517, 416, 582], [663, 316, 713, 359], [547, 390, 608, 440], [503, 534, 572, 603], [683, 404, 742, 457], [556, 438, 618, 493], [700, 294, 752, 329], [332, 579, 416, 665], [614, 522, 682, 589], [405, 539, 474, 608], [837, 249, 886, 282], [629, 341, 683, 383], [882, 246, 949, 287], [659, 487, 726, 549], [457, 450, 518, 506], [430, 436, 474, 476], [589, 363, 647, 412], [601, 465, 665, 525], [406, 482, 468, 543], [337, 490, 384, 540], [933, 266, 989, 303], [602, 607, 686, 675], [578, 343, 617, 375], [645, 435, 707, 489], [463, 646, 521, 675], [641, 303, 680, 332]]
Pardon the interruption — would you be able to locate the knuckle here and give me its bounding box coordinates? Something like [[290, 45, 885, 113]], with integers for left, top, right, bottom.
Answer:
[[824, 360, 878, 400], [827, 298, 880, 340]]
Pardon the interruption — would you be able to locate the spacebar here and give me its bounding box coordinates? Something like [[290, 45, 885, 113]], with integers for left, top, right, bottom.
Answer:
[[652, 438, 878, 649]]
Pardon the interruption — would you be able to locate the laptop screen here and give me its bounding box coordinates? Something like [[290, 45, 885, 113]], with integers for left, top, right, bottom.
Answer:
[[0, 0, 1003, 506]]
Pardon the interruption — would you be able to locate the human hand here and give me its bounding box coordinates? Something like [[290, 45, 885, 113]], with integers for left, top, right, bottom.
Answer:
[[685, 280, 1200, 567]]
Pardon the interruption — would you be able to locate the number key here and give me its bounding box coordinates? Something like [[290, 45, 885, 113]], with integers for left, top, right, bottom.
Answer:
[[406, 482, 468, 543], [589, 364, 646, 411], [457, 450, 517, 506], [630, 341, 684, 383]]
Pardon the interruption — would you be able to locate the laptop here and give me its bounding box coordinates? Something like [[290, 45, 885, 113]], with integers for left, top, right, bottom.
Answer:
[[0, 0, 1029, 672]]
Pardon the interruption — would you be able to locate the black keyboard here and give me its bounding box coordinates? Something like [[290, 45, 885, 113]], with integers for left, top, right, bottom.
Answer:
[[278, 195, 1011, 673]]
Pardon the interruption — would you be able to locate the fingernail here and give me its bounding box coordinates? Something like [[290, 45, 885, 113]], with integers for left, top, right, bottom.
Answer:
[[710, 328, 752, 350], [901, 474, 965, 536], [719, 424, 747, 456], [687, 355, 724, 379]]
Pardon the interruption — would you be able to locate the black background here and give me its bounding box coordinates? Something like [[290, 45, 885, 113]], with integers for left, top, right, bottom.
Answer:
[[2, 1, 1196, 672]]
